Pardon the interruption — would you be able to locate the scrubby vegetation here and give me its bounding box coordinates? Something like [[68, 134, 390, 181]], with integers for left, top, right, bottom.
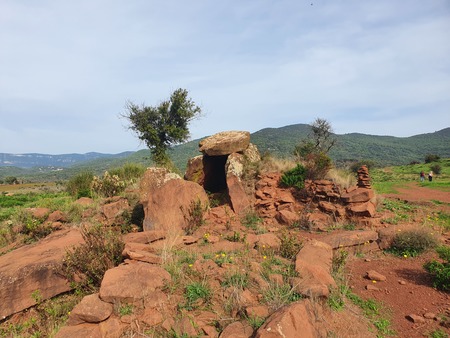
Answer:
[[1, 148, 450, 337], [61, 224, 125, 292], [424, 245, 450, 291]]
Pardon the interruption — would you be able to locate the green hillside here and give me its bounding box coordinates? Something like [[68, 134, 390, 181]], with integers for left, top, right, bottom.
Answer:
[[1, 125, 449, 182]]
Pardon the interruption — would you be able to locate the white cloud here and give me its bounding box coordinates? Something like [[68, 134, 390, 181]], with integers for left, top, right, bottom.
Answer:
[[0, 0, 449, 153]]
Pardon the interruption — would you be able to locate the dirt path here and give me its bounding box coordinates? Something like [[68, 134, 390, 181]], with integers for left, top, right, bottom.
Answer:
[[384, 182, 450, 204], [347, 183, 450, 337]]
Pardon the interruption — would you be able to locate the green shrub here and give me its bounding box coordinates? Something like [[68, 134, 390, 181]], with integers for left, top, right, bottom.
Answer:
[[241, 209, 263, 230], [62, 224, 124, 291], [16, 209, 52, 242], [388, 228, 438, 257], [66, 172, 94, 198], [430, 164, 442, 175], [280, 164, 307, 189], [180, 198, 208, 235], [424, 245, 450, 291], [428, 328, 448, 338], [91, 171, 127, 197], [183, 281, 211, 310], [279, 231, 302, 260], [425, 154, 440, 163], [109, 163, 145, 182]]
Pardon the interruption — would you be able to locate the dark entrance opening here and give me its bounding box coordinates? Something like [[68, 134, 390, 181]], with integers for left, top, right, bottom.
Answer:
[[202, 155, 228, 193]]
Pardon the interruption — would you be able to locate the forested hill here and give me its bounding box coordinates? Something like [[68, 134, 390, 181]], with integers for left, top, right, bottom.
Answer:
[[250, 125, 450, 166], [1, 125, 449, 181]]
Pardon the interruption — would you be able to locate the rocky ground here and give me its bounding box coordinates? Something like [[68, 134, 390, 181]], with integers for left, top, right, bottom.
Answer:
[[0, 172, 449, 337], [346, 183, 450, 338]]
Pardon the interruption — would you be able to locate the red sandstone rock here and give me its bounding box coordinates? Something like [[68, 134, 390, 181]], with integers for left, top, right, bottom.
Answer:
[[276, 209, 300, 226], [99, 262, 171, 304], [0, 229, 83, 319], [366, 270, 387, 281], [255, 300, 322, 338], [347, 201, 376, 217], [143, 179, 209, 232], [55, 323, 102, 338], [184, 155, 205, 185], [220, 321, 254, 338], [294, 240, 336, 297], [341, 188, 374, 203], [199, 131, 250, 156], [102, 198, 130, 220], [68, 293, 113, 325], [47, 210, 67, 223]]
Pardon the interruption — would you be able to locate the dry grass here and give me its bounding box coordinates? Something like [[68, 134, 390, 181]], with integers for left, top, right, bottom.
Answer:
[[326, 169, 357, 190], [259, 156, 296, 174]]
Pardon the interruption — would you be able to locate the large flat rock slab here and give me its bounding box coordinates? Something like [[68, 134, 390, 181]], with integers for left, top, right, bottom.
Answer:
[[0, 229, 83, 319], [199, 131, 250, 156], [99, 262, 171, 304]]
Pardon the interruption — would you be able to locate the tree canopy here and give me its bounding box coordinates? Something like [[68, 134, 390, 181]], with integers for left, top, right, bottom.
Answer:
[[123, 88, 201, 167]]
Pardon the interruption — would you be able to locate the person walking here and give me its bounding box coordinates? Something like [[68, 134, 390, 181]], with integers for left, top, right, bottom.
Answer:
[[420, 171, 425, 182], [428, 171, 433, 182]]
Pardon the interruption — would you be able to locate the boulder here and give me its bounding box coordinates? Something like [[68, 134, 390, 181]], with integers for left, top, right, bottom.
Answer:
[[47, 210, 68, 223], [99, 317, 126, 338], [341, 188, 374, 203], [255, 300, 322, 338], [99, 262, 171, 304], [199, 131, 250, 156], [276, 209, 300, 226], [102, 198, 130, 220], [67, 293, 113, 325], [226, 173, 251, 216], [0, 229, 83, 319], [55, 323, 102, 338], [123, 230, 167, 244], [143, 179, 209, 232], [220, 321, 254, 338], [139, 167, 181, 205], [184, 155, 205, 185], [26, 207, 50, 220], [293, 240, 335, 298], [346, 201, 376, 217], [242, 143, 261, 163]]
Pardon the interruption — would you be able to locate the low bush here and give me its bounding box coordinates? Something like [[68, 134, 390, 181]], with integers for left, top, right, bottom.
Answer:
[[180, 198, 208, 235], [279, 231, 302, 260], [388, 228, 438, 257], [61, 224, 124, 291], [430, 164, 442, 175], [279, 164, 307, 189], [66, 172, 94, 198], [424, 245, 450, 291], [183, 280, 212, 310], [91, 171, 127, 197]]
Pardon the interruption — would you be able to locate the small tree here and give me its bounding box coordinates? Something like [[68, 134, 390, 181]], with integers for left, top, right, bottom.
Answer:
[[293, 118, 336, 179], [123, 88, 202, 167], [425, 154, 440, 163]]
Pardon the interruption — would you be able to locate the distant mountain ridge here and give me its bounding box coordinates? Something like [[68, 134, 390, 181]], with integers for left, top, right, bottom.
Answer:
[[1, 124, 449, 182], [0, 152, 133, 169]]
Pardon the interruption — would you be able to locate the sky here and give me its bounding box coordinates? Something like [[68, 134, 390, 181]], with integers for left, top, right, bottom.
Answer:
[[1, 0, 449, 154]]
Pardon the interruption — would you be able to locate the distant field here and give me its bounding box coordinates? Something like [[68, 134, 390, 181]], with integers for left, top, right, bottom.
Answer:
[[0, 182, 62, 194], [371, 158, 450, 194]]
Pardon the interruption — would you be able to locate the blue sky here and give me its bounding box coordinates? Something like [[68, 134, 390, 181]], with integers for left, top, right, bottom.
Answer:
[[1, 0, 449, 154]]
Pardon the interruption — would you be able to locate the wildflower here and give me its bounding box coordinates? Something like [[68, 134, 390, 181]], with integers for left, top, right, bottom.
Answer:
[[263, 255, 267, 260], [403, 254, 408, 258], [221, 253, 226, 257], [188, 264, 193, 268]]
